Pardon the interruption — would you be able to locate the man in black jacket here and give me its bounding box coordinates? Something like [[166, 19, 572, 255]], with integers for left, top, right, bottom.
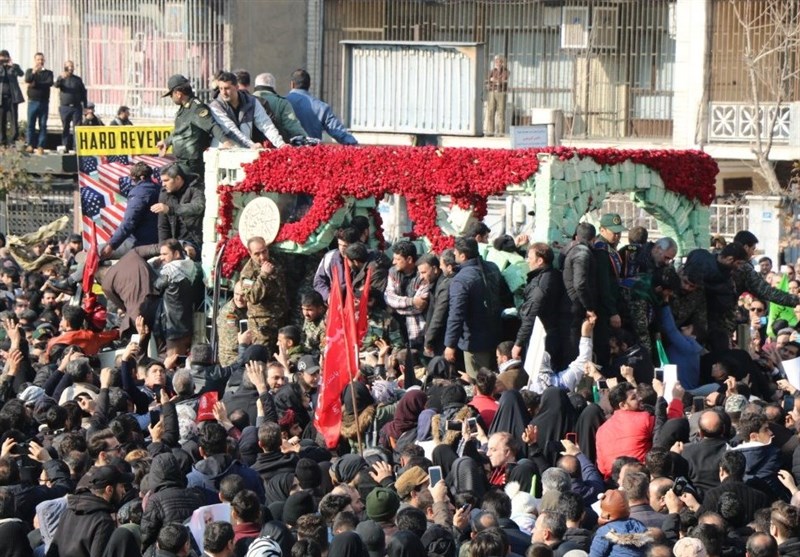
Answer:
[[250, 422, 299, 481], [560, 223, 597, 365], [679, 409, 729, 496], [140, 453, 205, 552], [46, 465, 128, 557], [417, 253, 450, 357], [513, 242, 565, 368], [24, 52, 53, 153], [54, 60, 86, 151], [153, 163, 205, 248], [0, 455, 72, 526], [0, 50, 23, 147], [697, 451, 769, 524]]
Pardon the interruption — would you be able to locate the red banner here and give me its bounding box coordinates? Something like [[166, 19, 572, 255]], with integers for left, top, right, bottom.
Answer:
[[82, 221, 100, 293], [314, 271, 351, 448]]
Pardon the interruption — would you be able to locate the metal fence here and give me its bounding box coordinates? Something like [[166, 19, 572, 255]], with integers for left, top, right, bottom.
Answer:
[[322, 0, 677, 139], [6, 0, 230, 122], [601, 193, 749, 244], [1, 178, 76, 237]]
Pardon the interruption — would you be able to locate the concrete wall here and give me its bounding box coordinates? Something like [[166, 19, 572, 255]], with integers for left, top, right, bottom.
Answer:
[[230, 0, 309, 96]]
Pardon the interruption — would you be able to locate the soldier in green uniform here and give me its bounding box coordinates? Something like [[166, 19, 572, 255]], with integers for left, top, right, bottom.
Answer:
[[363, 289, 404, 354], [240, 236, 289, 350], [216, 279, 251, 366], [300, 291, 326, 358], [277, 325, 307, 373], [156, 74, 230, 178]]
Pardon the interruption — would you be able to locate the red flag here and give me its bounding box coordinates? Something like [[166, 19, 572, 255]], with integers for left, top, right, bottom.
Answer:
[[314, 271, 351, 448], [356, 264, 373, 343], [82, 221, 100, 293], [342, 259, 359, 380]]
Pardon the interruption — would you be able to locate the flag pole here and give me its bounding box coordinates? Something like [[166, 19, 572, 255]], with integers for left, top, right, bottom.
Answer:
[[343, 258, 364, 456], [349, 377, 364, 456]]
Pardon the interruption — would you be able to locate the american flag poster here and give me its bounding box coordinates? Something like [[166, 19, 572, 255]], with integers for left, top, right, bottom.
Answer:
[[75, 126, 173, 247]]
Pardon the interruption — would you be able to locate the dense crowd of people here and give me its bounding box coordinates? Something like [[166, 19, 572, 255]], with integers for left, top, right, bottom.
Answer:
[[5, 63, 800, 557]]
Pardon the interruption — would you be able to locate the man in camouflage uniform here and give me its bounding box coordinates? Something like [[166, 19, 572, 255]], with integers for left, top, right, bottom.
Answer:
[[157, 74, 230, 178], [363, 290, 404, 353], [300, 291, 326, 358], [216, 280, 250, 366], [240, 236, 289, 350], [732, 230, 799, 309]]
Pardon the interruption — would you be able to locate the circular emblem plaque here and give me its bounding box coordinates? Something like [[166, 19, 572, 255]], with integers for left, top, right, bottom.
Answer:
[[238, 197, 281, 245]]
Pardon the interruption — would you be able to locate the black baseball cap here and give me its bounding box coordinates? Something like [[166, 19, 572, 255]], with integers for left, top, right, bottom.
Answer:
[[87, 465, 133, 488], [163, 74, 190, 97]]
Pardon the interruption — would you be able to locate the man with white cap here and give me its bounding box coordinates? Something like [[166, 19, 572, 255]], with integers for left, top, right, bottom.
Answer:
[[253, 72, 308, 143]]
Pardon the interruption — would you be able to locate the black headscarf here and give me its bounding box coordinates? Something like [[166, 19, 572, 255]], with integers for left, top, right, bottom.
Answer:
[[260, 520, 295, 557], [530, 386, 578, 465], [432, 445, 459, 480], [575, 403, 605, 462], [264, 471, 295, 504], [488, 390, 530, 439], [421, 525, 457, 557], [274, 383, 310, 428], [329, 531, 370, 557], [388, 530, 426, 557], [343, 381, 375, 415], [655, 417, 690, 449], [332, 454, 368, 484], [448, 457, 488, 500], [506, 459, 542, 498]]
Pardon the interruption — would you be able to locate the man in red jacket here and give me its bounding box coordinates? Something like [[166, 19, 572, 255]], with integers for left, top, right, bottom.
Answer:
[[595, 381, 655, 478]]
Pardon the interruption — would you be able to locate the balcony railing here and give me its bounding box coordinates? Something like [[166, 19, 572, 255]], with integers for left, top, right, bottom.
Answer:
[[709, 102, 793, 143]]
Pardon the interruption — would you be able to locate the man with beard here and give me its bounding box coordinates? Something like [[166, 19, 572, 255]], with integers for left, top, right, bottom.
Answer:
[[209, 71, 285, 149], [294, 354, 320, 409], [157, 74, 228, 177], [216, 280, 251, 367], [46, 465, 129, 557]]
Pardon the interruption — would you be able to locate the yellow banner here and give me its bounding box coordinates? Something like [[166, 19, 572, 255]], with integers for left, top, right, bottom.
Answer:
[[75, 125, 174, 156]]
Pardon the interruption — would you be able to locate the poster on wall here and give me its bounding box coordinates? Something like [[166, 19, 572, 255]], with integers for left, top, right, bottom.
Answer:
[[75, 125, 174, 246]]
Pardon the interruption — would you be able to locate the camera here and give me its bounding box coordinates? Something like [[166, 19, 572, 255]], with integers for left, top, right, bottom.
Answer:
[[672, 476, 699, 498]]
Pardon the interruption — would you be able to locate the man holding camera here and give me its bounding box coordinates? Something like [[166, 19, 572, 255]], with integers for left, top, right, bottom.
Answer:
[[54, 60, 87, 151], [0, 50, 24, 147]]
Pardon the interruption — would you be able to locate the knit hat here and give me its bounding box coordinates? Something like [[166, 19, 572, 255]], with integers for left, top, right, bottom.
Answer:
[[332, 454, 368, 484], [295, 458, 322, 489], [673, 537, 708, 557], [598, 489, 629, 525], [282, 490, 314, 526], [395, 466, 429, 499], [242, 344, 270, 364], [441, 384, 466, 407], [356, 519, 386, 557], [366, 487, 400, 522]]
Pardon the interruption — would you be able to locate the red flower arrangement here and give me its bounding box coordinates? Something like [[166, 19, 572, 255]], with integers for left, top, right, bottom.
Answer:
[[216, 146, 718, 277]]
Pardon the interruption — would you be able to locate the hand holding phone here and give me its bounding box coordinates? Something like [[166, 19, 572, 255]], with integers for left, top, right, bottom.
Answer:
[[130, 334, 141, 345], [598, 379, 608, 390], [428, 466, 442, 487], [565, 432, 578, 444]]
